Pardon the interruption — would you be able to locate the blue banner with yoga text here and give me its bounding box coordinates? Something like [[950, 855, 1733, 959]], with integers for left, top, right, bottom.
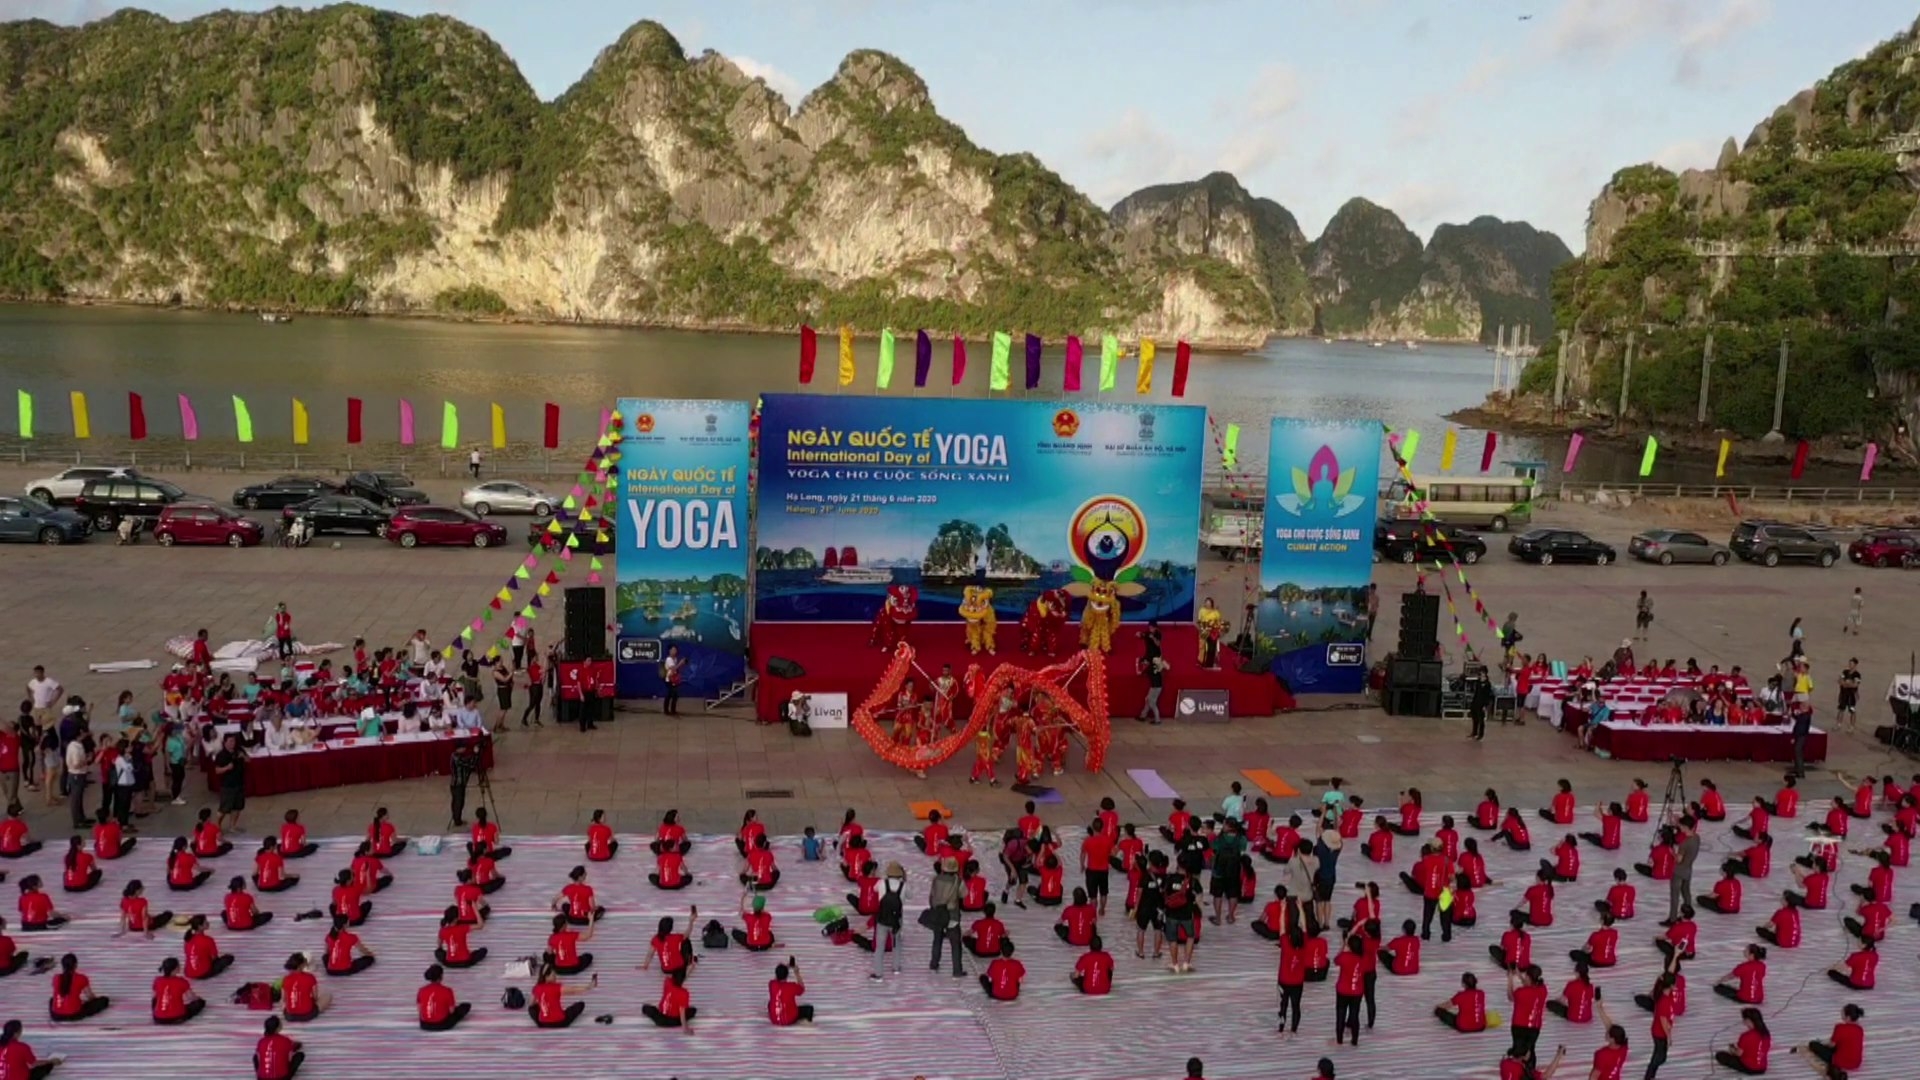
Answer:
[[1257, 418, 1380, 693]]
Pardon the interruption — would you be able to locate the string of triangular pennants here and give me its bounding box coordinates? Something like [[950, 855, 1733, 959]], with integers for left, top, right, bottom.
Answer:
[[797, 326, 1194, 397], [1384, 425, 1504, 661], [1384, 424, 1883, 486], [441, 409, 624, 664]]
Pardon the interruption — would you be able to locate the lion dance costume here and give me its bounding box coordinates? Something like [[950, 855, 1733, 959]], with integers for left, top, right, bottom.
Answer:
[[1020, 588, 1071, 657], [960, 586, 997, 655], [1078, 580, 1120, 654], [869, 584, 919, 651]]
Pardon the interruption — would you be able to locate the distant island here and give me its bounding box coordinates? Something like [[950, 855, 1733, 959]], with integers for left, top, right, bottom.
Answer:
[[0, 6, 1570, 349]]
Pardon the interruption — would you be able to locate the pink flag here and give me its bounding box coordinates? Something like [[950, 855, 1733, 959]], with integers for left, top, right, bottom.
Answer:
[[1862, 442, 1879, 481], [399, 399, 415, 445], [177, 394, 199, 441], [951, 336, 967, 386], [1063, 335, 1083, 392], [1479, 432, 1498, 472], [1562, 432, 1583, 473], [600, 407, 612, 436]]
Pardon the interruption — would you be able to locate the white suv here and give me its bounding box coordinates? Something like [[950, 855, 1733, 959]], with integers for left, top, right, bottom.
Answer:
[[26, 465, 144, 504]]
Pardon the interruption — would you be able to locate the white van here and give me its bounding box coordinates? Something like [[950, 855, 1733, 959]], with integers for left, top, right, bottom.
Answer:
[[1201, 494, 1263, 557]]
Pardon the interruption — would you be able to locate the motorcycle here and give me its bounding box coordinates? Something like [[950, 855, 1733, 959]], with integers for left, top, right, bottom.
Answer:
[[283, 515, 314, 548], [115, 517, 141, 545]]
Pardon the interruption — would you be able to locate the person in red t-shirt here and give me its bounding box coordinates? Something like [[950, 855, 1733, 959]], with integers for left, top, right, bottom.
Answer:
[[639, 968, 690, 1029], [365, 806, 407, 858], [1070, 935, 1114, 996], [543, 912, 595, 975], [732, 893, 776, 952], [1080, 819, 1115, 916], [48, 953, 108, 1022], [585, 809, 618, 862], [1713, 1008, 1771, 1076], [279, 954, 327, 1022], [554, 866, 606, 925], [1506, 964, 1549, 1061], [165, 839, 211, 892], [180, 915, 233, 980], [1434, 971, 1486, 1032], [19, 876, 67, 933], [1054, 887, 1098, 947], [150, 956, 205, 1025], [767, 959, 814, 1024], [468, 808, 512, 860], [1714, 944, 1768, 1005], [1331, 935, 1366, 1046], [58, 837, 99, 894], [740, 835, 781, 890], [1797, 1002, 1865, 1076], [965, 901, 1008, 958], [222, 877, 271, 931], [1381, 919, 1421, 975], [1547, 959, 1596, 1024], [433, 906, 487, 970], [323, 914, 375, 976], [253, 837, 298, 894], [277, 810, 317, 860], [91, 808, 131, 861], [416, 964, 471, 1032], [980, 939, 1025, 1001], [1828, 939, 1878, 990], [253, 1016, 301, 1080]]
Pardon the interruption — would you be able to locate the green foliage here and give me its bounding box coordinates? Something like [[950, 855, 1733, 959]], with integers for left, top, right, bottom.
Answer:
[[1606, 164, 1680, 202], [434, 285, 509, 315], [367, 12, 542, 183], [0, 235, 62, 297], [202, 246, 363, 309]]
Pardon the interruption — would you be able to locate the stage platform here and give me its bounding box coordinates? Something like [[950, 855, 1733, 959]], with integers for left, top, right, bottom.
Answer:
[[750, 622, 1286, 724]]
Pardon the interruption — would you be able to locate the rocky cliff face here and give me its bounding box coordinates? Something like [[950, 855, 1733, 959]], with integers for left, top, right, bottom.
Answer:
[[0, 8, 1276, 346], [1109, 172, 1313, 330]]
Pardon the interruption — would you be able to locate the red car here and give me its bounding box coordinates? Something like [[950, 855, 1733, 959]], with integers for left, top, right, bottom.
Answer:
[[154, 504, 265, 547], [388, 506, 509, 548], [1847, 529, 1920, 568]]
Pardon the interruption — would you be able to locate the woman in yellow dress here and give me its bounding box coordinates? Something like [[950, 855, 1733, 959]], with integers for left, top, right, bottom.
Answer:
[[1197, 597, 1226, 669]]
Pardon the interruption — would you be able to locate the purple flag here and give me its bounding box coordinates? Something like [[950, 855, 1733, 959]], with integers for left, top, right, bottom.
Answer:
[[914, 329, 931, 388], [1064, 335, 1084, 392], [1024, 334, 1042, 390]]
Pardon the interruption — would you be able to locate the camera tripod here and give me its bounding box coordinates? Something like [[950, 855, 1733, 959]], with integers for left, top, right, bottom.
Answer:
[[1658, 756, 1687, 825]]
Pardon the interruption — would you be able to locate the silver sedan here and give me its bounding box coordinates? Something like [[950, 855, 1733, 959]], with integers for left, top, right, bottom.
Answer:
[[1628, 528, 1731, 565], [460, 480, 556, 517]]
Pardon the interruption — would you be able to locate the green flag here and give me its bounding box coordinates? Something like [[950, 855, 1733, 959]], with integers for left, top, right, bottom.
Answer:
[[1400, 429, 1422, 466], [876, 328, 896, 389], [990, 331, 1012, 391], [1222, 423, 1241, 468], [1639, 435, 1658, 477], [14, 390, 30, 439], [441, 401, 459, 449], [1099, 334, 1119, 392], [232, 396, 254, 443]]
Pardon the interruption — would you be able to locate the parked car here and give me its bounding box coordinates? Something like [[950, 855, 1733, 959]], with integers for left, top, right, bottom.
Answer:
[[231, 475, 338, 510], [0, 495, 90, 544], [25, 465, 144, 504], [282, 495, 392, 538], [1729, 520, 1840, 567], [462, 480, 556, 517], [1847, 529, 1920, 568], [387, 506, 508, 548], [1374, 520, 1485, 565], [154, 504, 265, 547], [72, 477, 200, 531], [1628, 529, 1731, 566], [529, 517, 615, 556], [1507, 528, 1615, 566], [342, 471, 428, 508]]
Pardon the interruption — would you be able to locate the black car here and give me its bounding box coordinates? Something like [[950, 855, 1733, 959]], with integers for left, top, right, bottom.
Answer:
[[0, 495, 90, 544], [283, 495, 393, 538], [72, 477, 201, 530], [342, 471, 428, 508], [1374, 521, 1485, 565], [1507, 528, 1616, 566], [1730, 519, 1841, 567], [529, 516, 615, 556], [232, 475, 338, 510]]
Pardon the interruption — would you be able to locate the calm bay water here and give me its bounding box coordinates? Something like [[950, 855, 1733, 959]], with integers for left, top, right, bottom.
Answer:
[[0, 303, 1869, 485]]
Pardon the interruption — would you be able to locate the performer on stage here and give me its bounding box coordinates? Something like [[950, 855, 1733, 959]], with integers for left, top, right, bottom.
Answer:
[[1014, 714, 1039, 787], [1197, 597, 1225, 669], [889, 688, 920, 747], [932, 665, 958, 734]]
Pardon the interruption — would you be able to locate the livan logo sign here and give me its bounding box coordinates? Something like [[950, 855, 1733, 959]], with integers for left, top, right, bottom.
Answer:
[[1176, 688, 1230, 722]]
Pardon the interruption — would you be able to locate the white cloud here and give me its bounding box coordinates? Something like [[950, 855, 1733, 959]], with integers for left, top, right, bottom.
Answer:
[[1242, 63, 1303, 125], [1676, 0, 1769, 84], [1541, 0, 1771, 84], [1650, 137, 1723, 172], [1078, 107, 1198, 204], [729, 55, 802, 104], [1379, 180, 1468, 235]]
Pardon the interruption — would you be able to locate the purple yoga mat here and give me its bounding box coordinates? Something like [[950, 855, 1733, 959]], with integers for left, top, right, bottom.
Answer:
[[1127, 769, 1177, 799]]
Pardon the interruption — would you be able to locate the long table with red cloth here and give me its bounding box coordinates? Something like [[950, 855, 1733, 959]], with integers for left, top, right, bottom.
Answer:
[[1588, 720, 1826, 763], [203, 730, 494, 797]]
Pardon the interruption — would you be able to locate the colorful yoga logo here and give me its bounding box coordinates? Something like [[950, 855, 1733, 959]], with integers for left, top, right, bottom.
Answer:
[[1274, 444, 1364, 518], [1068, 495, 1147, 583]]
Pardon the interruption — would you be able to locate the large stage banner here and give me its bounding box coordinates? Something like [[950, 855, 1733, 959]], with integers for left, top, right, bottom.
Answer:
[[755, 394, 1205, 624], [1257, 418, 1380, 694], [613, 398, 751, 700]]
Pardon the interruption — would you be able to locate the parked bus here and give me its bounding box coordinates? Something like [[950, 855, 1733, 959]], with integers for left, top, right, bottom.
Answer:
[[1200, 493, 1264, 557], [1383, 466, 1539, 532]]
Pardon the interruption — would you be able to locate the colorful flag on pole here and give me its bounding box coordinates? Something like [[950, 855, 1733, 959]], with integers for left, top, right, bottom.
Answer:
[[1400, 429, 1422, 466], [232, 396, 254, 443], [1222, 423, 1241, 468], [1137, 339, 1155, 395], [13, 390, 29, 439], [346, 397, 363, 444], [952, 335, 968, 386], [1439, 428, 1458, 471], [1172, 341, 1192, 397], [399, 399, 415, 445], [1480, 432, 1498, 473], [798, 324, 818, 384], [989, 332, 1011, 391], [491, 403, 507, 450], [69, 391, 89, 439], [544, 403, 561, 450], [1562, 432, 1583, 473], [178, 395, 198, 441], [1714, 438, 1730, 478], [1862, 442, 1879, 481], [1790, 438, 1809, 480], [837, 326, 854, 387], [1099, 334, 1119, 392], [1025, 333, 1043, 390], [440, 401, 458, 450], [1063, 336, 1082, 392], [128, 392, 147, 441], [876, 328, 896, 389], [913, 330, 931, 388], [292, 398, 309, 445], [1638, 435, 1658, 477]]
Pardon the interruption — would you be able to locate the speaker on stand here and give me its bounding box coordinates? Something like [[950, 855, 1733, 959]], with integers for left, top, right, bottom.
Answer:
[[1385, 592, 1443, 717], [565, 586, 611, 661]]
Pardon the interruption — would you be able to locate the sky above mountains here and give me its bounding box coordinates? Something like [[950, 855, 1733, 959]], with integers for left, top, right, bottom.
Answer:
[[7, 0, 1916, 250]]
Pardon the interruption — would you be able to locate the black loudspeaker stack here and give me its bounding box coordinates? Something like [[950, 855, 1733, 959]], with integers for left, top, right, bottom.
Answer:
[[564, 587, 611, 661], [1385, 591, 1444, 717]]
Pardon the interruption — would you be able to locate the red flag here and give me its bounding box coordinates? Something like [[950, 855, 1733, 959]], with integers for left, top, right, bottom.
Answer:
[[1790, 438, 1809, 479], [799, 325, 818, 384], [346, 397, 363, 444], [543, 403, 561, 449], [952, 335, 967, 386], [127, 392, 147, 440], [1479, 431, 1498, 472], [1172, 341, 1192, 398], [1725, 490, 1741, 518]]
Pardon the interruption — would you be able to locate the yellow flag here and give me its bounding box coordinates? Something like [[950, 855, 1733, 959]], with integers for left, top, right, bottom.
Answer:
[[491, 403, 507, 449], [292, 399, 310, 445], [69, 391, 90, 439], [838, 326, 855, 387], [1716, 438, 1731, 478], [1136, 339, 1155, 394], [1439, 428, 1458, 471]]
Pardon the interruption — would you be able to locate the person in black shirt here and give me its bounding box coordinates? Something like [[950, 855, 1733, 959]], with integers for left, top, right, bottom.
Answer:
[[212, 735, 247, 834], [448, 744, 480, 828]]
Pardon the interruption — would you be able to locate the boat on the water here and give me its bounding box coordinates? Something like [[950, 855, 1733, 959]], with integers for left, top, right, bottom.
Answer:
[[822, 566, 893, 585]]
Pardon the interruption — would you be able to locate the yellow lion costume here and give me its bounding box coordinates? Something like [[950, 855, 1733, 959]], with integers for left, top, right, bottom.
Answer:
[[1079, 580, 1120, 653], [960, 586, 997, 655]]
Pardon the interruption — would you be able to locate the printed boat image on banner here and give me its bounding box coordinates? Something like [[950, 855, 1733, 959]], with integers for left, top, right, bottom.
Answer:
[[753, 395, 1205, 624], [1258, 418, 1381, 694], [614, 398, 752, 699]]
